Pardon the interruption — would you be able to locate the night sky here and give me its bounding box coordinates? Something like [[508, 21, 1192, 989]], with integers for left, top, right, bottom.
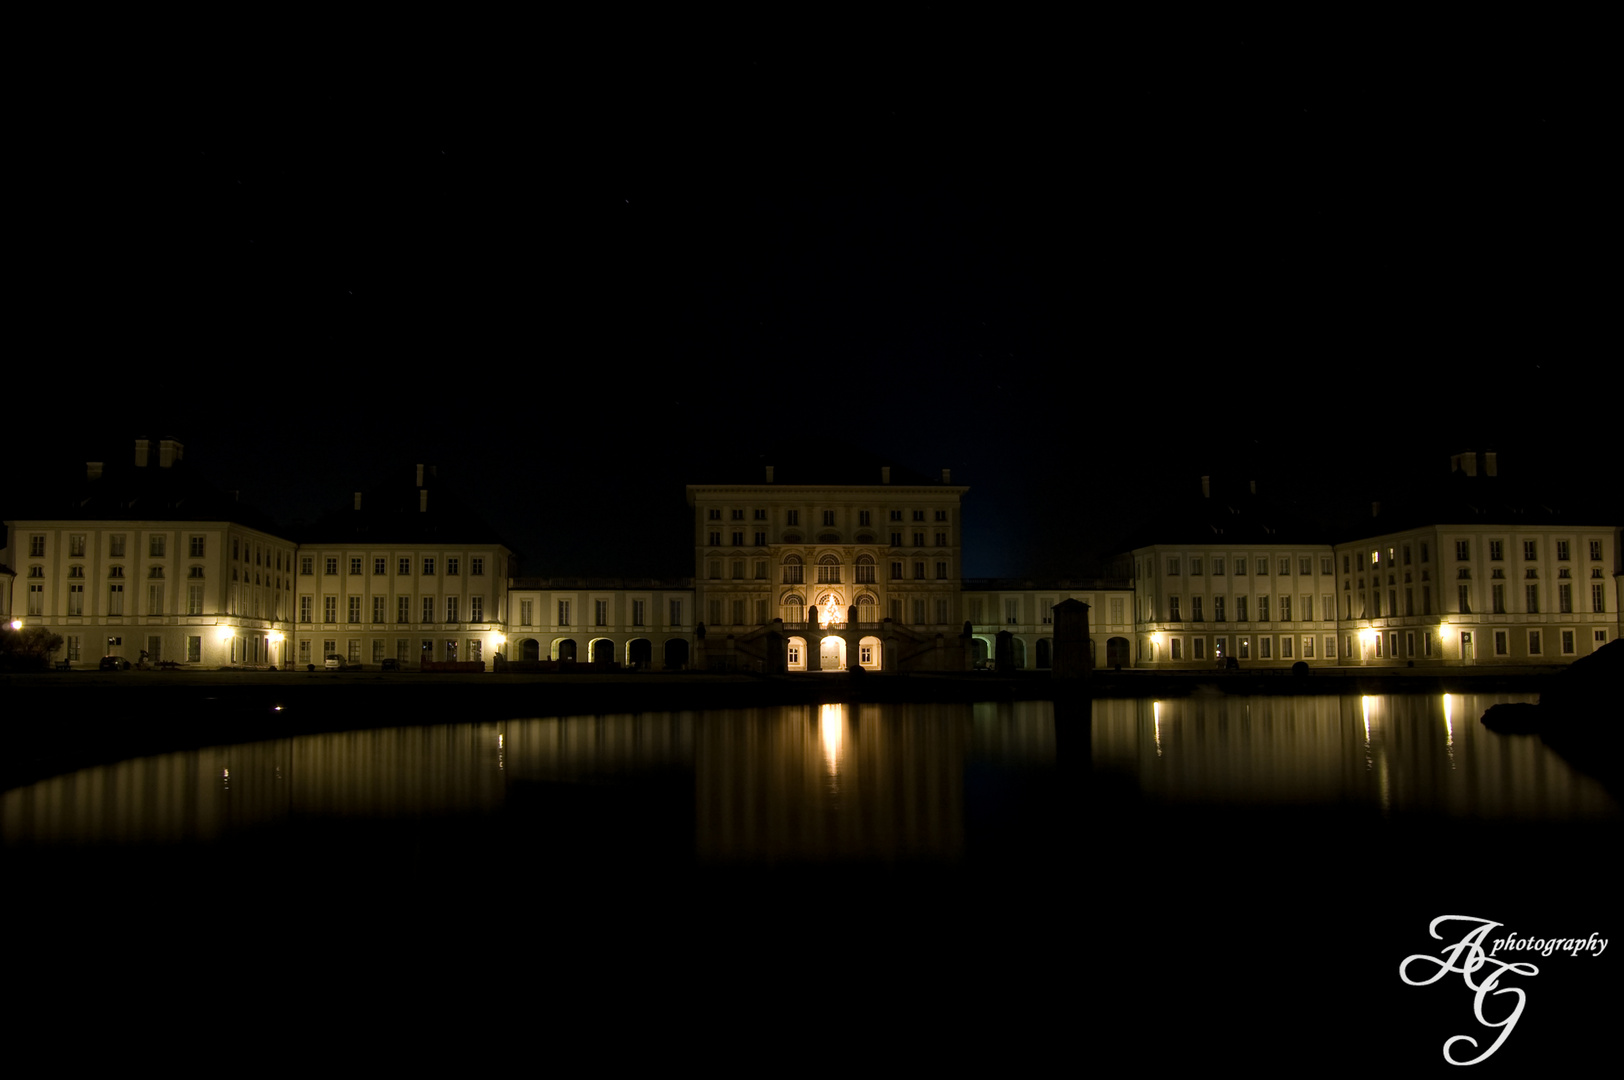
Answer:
[[11, 39, 1607, 577]]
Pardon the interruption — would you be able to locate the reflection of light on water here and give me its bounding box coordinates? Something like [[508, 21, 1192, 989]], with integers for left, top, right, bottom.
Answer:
[[1442, 693, 1456, 768], [820, 703, 843, 789], [1362, 695, 1374, 749], [1153, 700, 1163, 757], [1360, 696, 1390, 813]]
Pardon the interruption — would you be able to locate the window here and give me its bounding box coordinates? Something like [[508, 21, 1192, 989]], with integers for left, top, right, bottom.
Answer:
[[788, 644, 801, 665], [470, 596, 483, 622], [1562, 630, 1575, 655], [1595, 584, 1607, 613], [1213, 558, 1225, 576], [149, 535, 166, 558], [1489, 541, 1503, 561], [1458, 585, 1471, 614], [1252, 558, 1265, 576], [1235, 596, 1248, 622], [187, 565, 204, 579], [1525, 585, 1539, 614], [1528, 630, 1541, 656], [631, 599, 644, 627], [187, 585, 202, 616], [1191, 596, 1203, 621], [783, 556, 803, 584], [471, 557, 483, 576], [398, 597, 410, 623], [890, 561, 903, 580], [28, 565, 43, 578], [596, 599, 608, 626], [708, 531, 721, 546], [1559, 584, 1572, 614], [324, 557, 338, 575], [1167, 557, 1180, 575], [1169, 596, 1181, 621], [1190, 558, 1203, 576], [935, 532, 948, 546], [1239, 637, 1250, 659], [1258, 596, 1270, 622], [373, 597, 385, 623], [935, 510, 947, 522], [1214, 596, 1225, 622], [349, 557, 363, 575], [398, 557, 411, 575], [558, 600, 571, 625], [148, 565, 164, 579], [1279, 596, 1291, 622], [423, 597, 436, 623], [670, 599, 683, 625], [731, 509, 744, 521], [936, 561, 949, 580], [786, 510, 799, 526], [914, 561, 926, 580], [1590, 540, 1603, 561], [301, 557, 314, 575], [324, 596, 337, 622], [374, 558, 387, 575], [1171, 638, 1183, 660], [889, 510, 903, 522], [109, 565, 124, 579], [1456, 541, 1470, 561], [1523, 541, 1537, 561], [446, 597, 459, 623], [1005, 599, 1020, 624], [754, 509, 766, 521], [913, 510, 925, 522], [755, 532, 767, 547], [1304, 636, 1315, 659], [422, 558, 435, 575], [859, 511, 871, 526], [707, 560, 720, 579], [822, 510, 835, 527], [731, 559, 745, 579], [66, 583, 85, 616], [1281, 636, 1293, 658], [300, 597, 312, 623], [187, 535, 205, 558], [1495, 630, 1508, 656], [731, 532, 744, 547], [1279, 558, 1290, 576], [348, 596, 362, 623], [855, 556, 876, 584], [890, 532, 903, 546], [913, 532, 925, 546], [109, 535, 126, 558], [108, 583, 124, 615]]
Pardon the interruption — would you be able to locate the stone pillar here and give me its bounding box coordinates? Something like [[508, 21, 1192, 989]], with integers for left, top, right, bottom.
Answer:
[[1052, 598, 1092, 680], [764, 630, 785, 675], [695, 621, 707, 671], [808, 632, 822, 671], [995, 630, 1015, 674]]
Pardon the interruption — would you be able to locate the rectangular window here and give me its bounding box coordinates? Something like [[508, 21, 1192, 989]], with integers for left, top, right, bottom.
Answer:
[[913, 599, 927, 625], [558, 600, 571, 625], [1239, 637, 1250, 659], [446, 597, 459, 623], [1458, 585, 1470, 614], [1595, 584, 1607, 613], [670, 599, 682, 625], [185, 636, 200, 663], [822, 510, 835, 526], [324, 557, 338, 575], [631, 599, 645, 626], [1260, 637, 1272, 659], [374, 558, 387, 575], [1213, 558, 1225, 576], [1190, 558, 1203, 576], [1494, 630, 1508, 656], [935, 599, 949, 625], [67, 583, 84, 616], [596, 599, 608, 626], [300, 596, 312, 623], [1523, 541, 1537, 561], [1279, 596, 1291, 622], [1561, 630, 1575, 655], [731, 599, 745, 625], [187, 584, 203, 616], [470, 596, 483, 622], [108, 583, 124, 616], [1456, 541, 1470, 561], [150, 535, 166, 557], [1525, 585, 1539, 614], [1236, 596, 1248, 622], [1171, 638, 1183, 660], [1169, 596, 1181, 621], [471, 557, 484, 576], [348, 596, 362, 623], [1005, 599, 1020, 624], [936, 561, 949, 580], [447, 557, 459, 575], [299, 639, 312, 665], [1213, 596, 1225, 622], [424, 597, 436, 623], [914, 562, 925, 580], [1489, 540, 1504, 561], [1256, 558, 1268, 576], [1166, 557, 1180, 575], [300, 557, 314, 575], [422, 558, 435, 575], [108, 535, 125, 558], [27, 583, 44, 615], [373, 597, 385, 623], [520, 599, 533, 625], [1258, 596, 1270, 622], [373, 639, 385, 664], [1281, 636, 1293, 658], [324, 596, 337, 622], [1529, 630, 1541, 656], [398, 597, 410, 623], [1590, 540, 1603, 561], [1304, 636, 1315, 659], [348, 557, 362, 576], [1192, 596, 1203, 621], [397, 557, 410, 575], [786, 510, 799, 526], [913, 510, 926, 522]]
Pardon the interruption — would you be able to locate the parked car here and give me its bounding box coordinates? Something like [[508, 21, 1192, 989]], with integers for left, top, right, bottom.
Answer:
[[99, 655, 132, 671], [324, 654, 348, 670]]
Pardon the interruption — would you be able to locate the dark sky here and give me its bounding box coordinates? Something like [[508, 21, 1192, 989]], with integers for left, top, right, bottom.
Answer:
[[11, 39, 1607, 577]]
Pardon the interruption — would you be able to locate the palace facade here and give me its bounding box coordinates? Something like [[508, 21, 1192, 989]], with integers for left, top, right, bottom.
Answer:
[[3, 444, 1618, 672]]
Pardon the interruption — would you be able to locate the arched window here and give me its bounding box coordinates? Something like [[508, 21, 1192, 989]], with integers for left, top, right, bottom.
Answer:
[[782, 555, 803, 584], [855, 554, 876, 583], [817, 554, 841, 584], [856, 594, 876, 624], [782, 593, 806, 624]]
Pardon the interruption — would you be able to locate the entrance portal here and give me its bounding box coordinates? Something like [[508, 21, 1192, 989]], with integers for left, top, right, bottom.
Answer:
[[819, 635, 846, 670]]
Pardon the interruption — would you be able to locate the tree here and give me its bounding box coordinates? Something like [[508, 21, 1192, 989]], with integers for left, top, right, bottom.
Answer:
[[0, 626, 66, 672]]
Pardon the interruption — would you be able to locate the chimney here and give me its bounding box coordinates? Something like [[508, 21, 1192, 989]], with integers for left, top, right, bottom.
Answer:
[[765, 465, 774, 483], [354, 492, 363, 511], [1249, 479, 1257, 495], [1484, 451, 1497, 477], [941, 468, 951, 483], [416, 464, 425, 487], [419, 490, 428, 513], [881, 467, 891, 484], [1201, 475, 1211, 499], [1452, 450, 1477, 477], [1372, 501, 1381, 518], [135, 438, 150, 467], [158, 439, 182, 468], [87, 462, 103, 481]]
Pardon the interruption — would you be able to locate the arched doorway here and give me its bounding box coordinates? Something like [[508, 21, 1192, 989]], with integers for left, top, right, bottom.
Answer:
[[663, 638, 689, 669], [1036, 638, 1052, 668], [1013, 637, 1027, 669], [971, 637, 991, 666], [787, 635, 808, 670], [520, 638, 540, 661], [1106, 636, 1130, 669], [819, 634, 846, 670], [554, 638, 577, 662], [591, 639, 614, 664], [858, 635, 882, 671], [627, 638, 652, 668]]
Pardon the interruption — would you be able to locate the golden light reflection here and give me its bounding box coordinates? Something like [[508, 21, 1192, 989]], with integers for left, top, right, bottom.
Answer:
[[1153, 699, 1163, 756], [819, 703, 843, 783], [1442, 693, 1457, 767], [1362, 695, 1375, 745]]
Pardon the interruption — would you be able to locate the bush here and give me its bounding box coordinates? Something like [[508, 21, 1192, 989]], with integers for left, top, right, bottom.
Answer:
[[0, 626, 66, 672]]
